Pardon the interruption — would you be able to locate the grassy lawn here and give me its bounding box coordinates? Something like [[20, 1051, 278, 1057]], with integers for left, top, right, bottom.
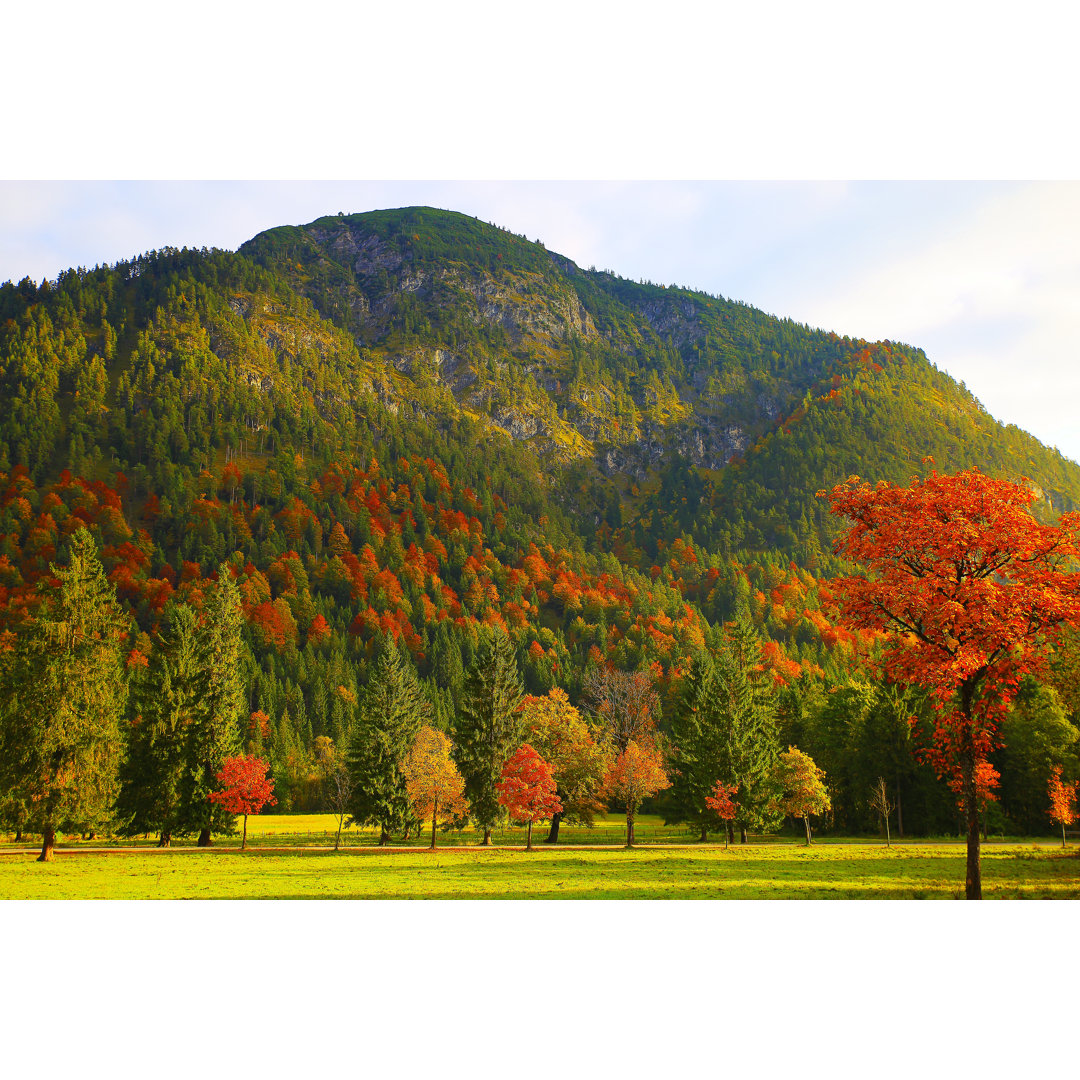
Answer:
[[1, 840, 1077, 899]]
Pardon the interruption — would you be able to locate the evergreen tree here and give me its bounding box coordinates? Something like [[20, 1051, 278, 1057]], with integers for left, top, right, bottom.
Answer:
[[182, 566, 245, 845], [347, 636, 429, 843], [452, 628, 524, 843], [0, 528, 128, 860], [665, 619, 782, 842], [116, 603, 200, 846]]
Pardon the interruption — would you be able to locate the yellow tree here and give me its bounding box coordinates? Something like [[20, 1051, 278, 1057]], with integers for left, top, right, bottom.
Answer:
[[776, 746, 831, 845], [402, 725, 468, 849], [521, 688, 610, 843]]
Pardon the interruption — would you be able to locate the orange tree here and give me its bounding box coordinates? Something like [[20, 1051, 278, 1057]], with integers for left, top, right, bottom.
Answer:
[[603, 739, 670, 847], [824, 467, 1080, 898], [209, 754, 276, 850], [1047, 765, 1077, 848], [402, 725, 468, 849], [495, 743, 562, 850], [704, 781, 738, 848]]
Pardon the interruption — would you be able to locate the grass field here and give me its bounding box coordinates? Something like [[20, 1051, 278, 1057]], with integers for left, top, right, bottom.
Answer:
[[1, 835, 1077, 899]]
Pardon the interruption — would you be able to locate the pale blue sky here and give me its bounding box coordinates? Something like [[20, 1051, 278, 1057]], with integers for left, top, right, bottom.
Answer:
[[2, 180, 1078, 464]]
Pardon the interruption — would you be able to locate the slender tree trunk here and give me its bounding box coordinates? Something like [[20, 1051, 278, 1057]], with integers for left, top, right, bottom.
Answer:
[[430, 802, 437, 850], [625, 810, 634, 848], [379, 825, 390, 846], [803, 815, 812, 846], [526, 821, 533, 851], [336, 814, 344, 851], [1063, 822, 1067, 849], [726, 822, 734, 846], [884, 814, 890, 849], [739, 827, 747, 844], [38, 826, 55, 862], [241, 814, 248, 850], [961, 748, 982, 900], [544, 811, 562, 844], [482, 827, 492, 846], [14, 828, 22, 844], [699, 825, 708, 842]]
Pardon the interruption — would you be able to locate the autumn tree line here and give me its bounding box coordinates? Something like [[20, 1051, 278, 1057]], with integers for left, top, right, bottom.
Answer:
[[0, 525, 839, 858]]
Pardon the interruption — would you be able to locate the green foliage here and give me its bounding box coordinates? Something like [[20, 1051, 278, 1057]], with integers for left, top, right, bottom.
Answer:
[[0, 528, 128, 842]]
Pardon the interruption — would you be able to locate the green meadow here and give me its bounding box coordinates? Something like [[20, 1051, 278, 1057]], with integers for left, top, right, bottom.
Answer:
[[1, 828, 1076, 900]]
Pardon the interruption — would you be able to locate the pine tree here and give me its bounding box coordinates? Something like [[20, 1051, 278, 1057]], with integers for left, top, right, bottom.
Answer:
[[346, 636, 429, 843], [0, 528, 128, 860], [116, 603, 200, 846], [182, 566, 245, 845], [452, 628, 524, 843]]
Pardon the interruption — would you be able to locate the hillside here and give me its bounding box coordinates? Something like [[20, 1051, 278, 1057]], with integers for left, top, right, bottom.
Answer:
[[1, 205, 1078, 828]]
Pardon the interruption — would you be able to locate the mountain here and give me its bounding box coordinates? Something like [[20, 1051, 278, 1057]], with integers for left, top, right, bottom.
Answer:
[[1, 205, 1077, 823]]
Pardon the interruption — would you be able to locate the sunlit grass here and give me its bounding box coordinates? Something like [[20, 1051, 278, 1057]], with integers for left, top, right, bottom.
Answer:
[[1, 841, 1076, 900]]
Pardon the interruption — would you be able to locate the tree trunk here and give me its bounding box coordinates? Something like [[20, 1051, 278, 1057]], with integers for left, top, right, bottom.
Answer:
[[1063, 822, 1067, 849], [626, 811, 634, 848], [961, 753, 982, 900], [543, 812, 562, 844], [38, 826, 55, 862], [241, 814, 248, 850], [430, 803, 437, 850], [335, 815, 343, 851], [14, 828, 21, 844], [526, 821, 533, 851], [197, 827, 212, 847], [157, 831, 171, 848], [726, 822, 734, 846], [699, 825, 708, 843], [884, 814, 890, 849], [739, 827, 747, 844], [803, 815, 812, 845], [482, 827, 492, 846], [379, 825, 390, 846], [895, 772, 904, 838]]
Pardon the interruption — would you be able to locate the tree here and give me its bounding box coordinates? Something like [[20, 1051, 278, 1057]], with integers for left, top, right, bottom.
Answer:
[[209, 754, 276, 849], [776, 746, 831, 845], [402, 725, 468, 849], [666, 621, 782, 843], [452, 628, 524, 844], [583, 665, 660, 754], [867, 776, 893, 847], [520, 688, 609, 843], [315, 736, 353, 851], [117, 603, 200, 846], [825, 467, 1080, 898], [704, 780, 738, 848], [347, 637, 428, 843], [1047, 765, 1077, 848], [0, 528, 128, 860], [602, 739, 670, 847], [183, 567, 246, 846], [495, 743, 562, 850]]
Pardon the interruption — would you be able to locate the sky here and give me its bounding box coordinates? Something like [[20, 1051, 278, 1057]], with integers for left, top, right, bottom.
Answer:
[[3, 178, 1079, 463]]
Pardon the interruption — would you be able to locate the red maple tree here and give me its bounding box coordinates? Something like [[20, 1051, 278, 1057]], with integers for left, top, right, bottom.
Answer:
[[824, 467, 1080, 898], [495, 743, 563, 851], [1047, 765, 1077, 849], [704, 780, 739, 849], [209, 754, 277, 850]]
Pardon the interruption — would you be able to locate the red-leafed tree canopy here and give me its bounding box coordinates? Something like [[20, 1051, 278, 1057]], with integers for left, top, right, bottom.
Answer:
[[824, 467, 1080, 897], [210, 754, 277, 849], [495, 743, 563, 851]]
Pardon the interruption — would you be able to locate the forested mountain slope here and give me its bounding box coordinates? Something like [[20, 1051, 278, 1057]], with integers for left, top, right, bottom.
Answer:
[[1, 205, 1077, 828]]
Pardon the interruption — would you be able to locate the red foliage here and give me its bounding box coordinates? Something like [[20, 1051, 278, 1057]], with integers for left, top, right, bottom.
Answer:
[[496, 743, 563, 826], [209, 755, 277, 817]]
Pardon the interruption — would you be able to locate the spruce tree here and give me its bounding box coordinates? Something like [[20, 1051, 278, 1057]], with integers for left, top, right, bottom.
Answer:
[[182, 566, 245, 846], [665, 619, 782, 842], [117, 603, 200, 846], [346, 636, 428, 843], [0, 528, 128, 860], [452, 628, 524, 844]]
